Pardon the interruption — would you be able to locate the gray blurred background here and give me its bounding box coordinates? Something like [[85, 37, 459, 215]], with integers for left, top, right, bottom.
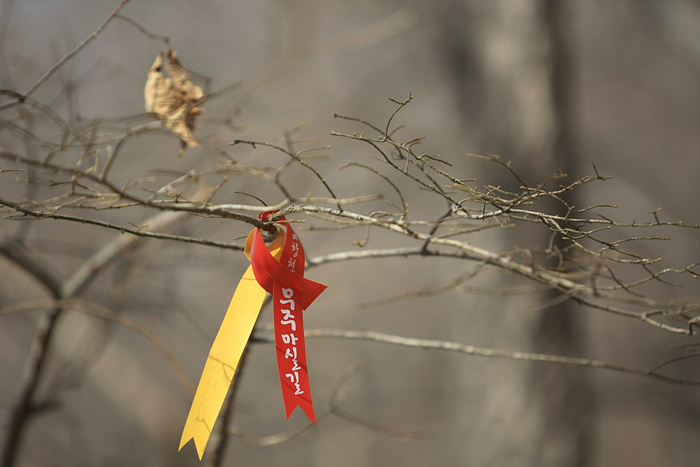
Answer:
[[1, 0, 699, 466]]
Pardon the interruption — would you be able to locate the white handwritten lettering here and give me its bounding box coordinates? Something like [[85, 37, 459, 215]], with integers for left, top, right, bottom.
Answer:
[[282, 333, 299, 345], [280, 298, 295, 310]]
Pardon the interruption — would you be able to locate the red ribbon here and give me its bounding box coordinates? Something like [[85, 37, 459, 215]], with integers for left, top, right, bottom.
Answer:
[[250, 217, 326, 422]]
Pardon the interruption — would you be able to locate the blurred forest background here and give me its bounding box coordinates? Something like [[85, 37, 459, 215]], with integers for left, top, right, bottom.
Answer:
[[1, 0, 699, 466]]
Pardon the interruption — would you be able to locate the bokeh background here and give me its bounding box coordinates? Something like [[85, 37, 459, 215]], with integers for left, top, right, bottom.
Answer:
[[1, 1, 699, 466]]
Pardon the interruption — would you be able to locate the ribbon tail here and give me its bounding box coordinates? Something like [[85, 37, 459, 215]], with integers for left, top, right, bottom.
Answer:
[[273, 281, 318, 425], [285, 398, 316, 424], [179, 265, 267, 459]]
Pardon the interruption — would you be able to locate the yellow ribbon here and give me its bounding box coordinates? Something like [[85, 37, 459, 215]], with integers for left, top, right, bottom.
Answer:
[[179, 230, 284, 460]]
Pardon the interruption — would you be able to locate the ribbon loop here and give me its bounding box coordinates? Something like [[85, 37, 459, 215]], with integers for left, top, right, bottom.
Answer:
[[251, 226, 325, 310]]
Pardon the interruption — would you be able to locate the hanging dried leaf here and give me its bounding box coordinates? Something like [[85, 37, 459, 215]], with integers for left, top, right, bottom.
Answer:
[[144, 48, 203, 148]]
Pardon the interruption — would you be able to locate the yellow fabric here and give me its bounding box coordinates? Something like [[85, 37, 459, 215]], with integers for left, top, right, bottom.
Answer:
[[179, 230, 283, 460]]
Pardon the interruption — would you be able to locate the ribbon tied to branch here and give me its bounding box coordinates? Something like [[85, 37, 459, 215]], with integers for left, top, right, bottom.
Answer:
[[180, 215, 326, 460]]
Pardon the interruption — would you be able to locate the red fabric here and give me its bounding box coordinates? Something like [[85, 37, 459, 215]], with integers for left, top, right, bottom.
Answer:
[[250, 221, 325, 422]]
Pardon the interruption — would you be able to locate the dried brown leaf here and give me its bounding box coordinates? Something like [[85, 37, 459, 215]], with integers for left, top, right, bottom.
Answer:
[[144, 49, 203, 147]]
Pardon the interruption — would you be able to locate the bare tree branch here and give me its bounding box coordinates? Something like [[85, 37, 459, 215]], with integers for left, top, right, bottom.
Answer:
[[253, 328, 700, 387], [0, 298, 194, 395], [0, 199, 245, 251], [0, 209, 186, 467], [0, 0, 131, 113]]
